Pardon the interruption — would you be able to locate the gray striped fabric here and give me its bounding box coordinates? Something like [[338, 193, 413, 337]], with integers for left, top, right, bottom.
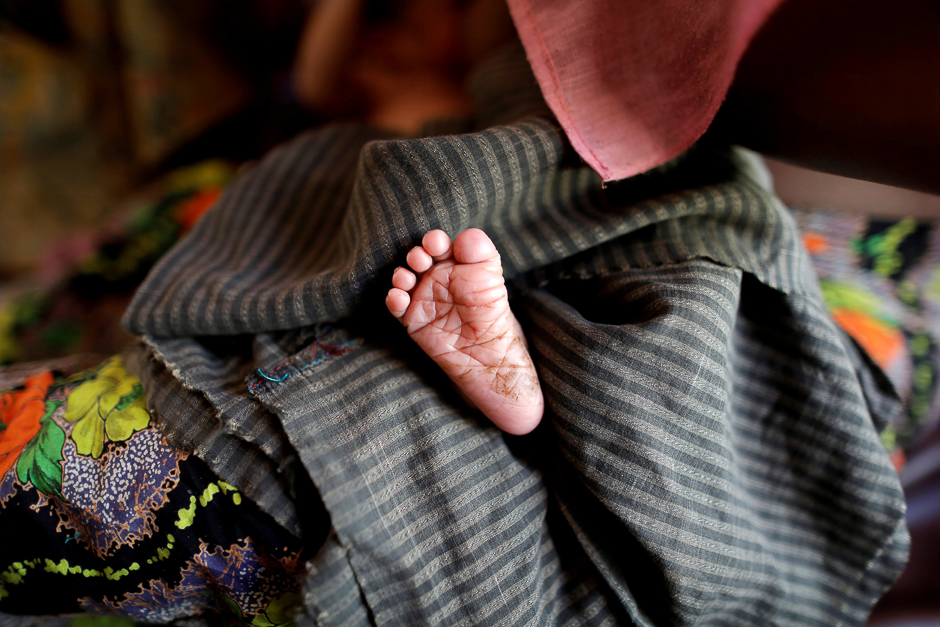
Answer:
[[122, 46, 908, 625]]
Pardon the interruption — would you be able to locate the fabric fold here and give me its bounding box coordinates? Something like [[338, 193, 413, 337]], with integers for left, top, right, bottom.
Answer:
[[505, 0, 786, 182], [119, 45, 908, 625]]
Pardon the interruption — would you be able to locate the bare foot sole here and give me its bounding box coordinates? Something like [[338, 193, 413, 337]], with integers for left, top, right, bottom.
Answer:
[[386, 228, 544, 435]]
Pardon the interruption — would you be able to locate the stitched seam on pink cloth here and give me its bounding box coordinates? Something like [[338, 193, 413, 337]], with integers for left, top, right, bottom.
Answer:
[[517, 0, 611, 179]]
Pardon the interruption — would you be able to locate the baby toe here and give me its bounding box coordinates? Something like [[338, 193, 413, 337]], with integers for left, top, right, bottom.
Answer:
[[391, 267, 417, 291], [453, 228, 499, 265], [406, 246, 434, 273], [422, 230, 453, 259], [386, 288, 411, 318]]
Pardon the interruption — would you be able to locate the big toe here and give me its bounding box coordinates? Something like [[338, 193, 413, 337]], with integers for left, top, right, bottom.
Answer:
[[452, 228, 499, 265]]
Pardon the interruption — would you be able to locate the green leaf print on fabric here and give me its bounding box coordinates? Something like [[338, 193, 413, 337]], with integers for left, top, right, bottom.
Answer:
[[16, 399, 66, 498], [252, 591, 301, 626]]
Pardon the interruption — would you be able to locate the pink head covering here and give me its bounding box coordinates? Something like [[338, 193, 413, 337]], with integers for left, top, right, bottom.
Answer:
[[506, 0, 786, 182]]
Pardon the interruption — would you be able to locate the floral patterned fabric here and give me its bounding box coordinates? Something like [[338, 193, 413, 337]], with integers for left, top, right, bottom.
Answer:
[[0, 357, 306, 624], [793, 210, 940, 469]]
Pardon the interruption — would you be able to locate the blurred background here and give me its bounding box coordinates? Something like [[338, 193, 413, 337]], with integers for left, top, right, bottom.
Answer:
[[1, 2, 940, 625], [0, 0, 316, 275], [0, 0, 329, 366]]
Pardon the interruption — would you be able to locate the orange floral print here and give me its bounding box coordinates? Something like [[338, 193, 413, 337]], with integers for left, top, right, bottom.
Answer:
[[175, 187, 222, 234], [830, 308, 905, 371], [0, 371, 54, 478], [802, 231, 830, 256]]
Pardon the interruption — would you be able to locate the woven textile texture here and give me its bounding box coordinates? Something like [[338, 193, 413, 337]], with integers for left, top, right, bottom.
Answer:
[[119, 47, 908, 626], [505, 0, 785, 182]]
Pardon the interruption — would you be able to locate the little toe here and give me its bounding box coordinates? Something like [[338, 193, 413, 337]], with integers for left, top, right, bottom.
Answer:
[[386, 288, 411, 318], [452, 228, 499, 265], [422, 230, 453, 260], [406, 246, 434, 273], [391, 267, 416, 292]]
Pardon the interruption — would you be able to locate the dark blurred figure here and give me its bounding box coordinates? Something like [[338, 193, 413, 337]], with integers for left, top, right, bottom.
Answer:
[[0, 0, 70, 46], [157, 0, 319, 169]]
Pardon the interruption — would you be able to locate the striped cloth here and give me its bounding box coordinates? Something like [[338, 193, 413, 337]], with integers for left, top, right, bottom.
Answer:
[[122, 46, 908, 625]]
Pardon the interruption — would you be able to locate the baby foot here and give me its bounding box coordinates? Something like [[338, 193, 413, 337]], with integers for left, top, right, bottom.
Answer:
[[386, 228, 544, 435]]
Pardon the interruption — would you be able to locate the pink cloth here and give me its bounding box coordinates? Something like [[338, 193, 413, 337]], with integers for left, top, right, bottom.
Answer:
[[507, 0, 786, 182]]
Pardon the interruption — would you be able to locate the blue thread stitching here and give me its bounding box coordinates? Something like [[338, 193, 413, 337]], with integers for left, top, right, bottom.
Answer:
[[250, 340, 354, 390], [257, 369, 291, 382]]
